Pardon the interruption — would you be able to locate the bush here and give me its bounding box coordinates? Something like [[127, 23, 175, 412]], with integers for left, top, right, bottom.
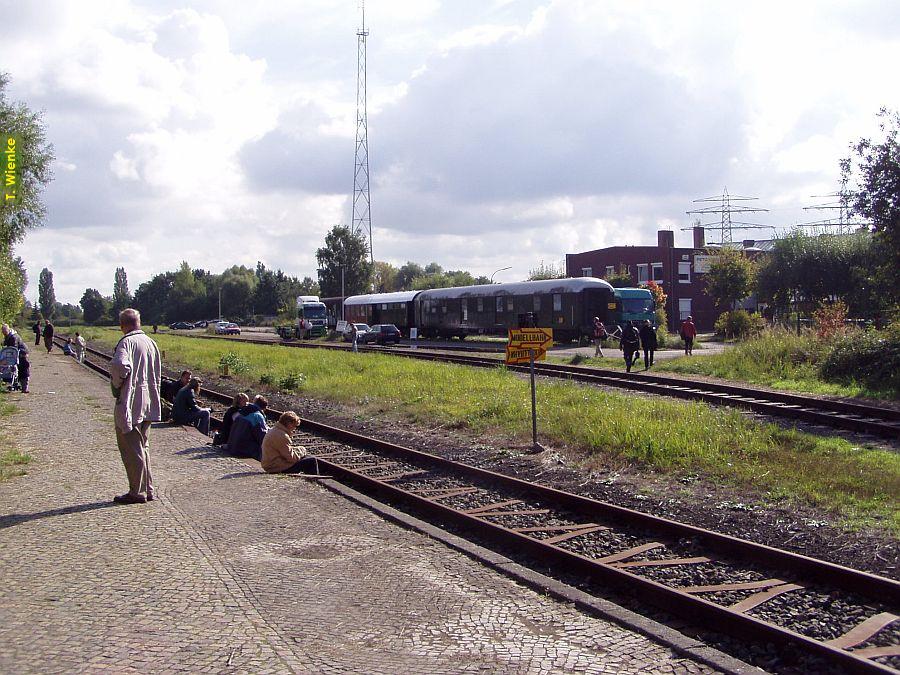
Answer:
[[278, 371, 306, 392], [714, 310, 766, 340], [218, 351, 250, 375], [813, 301, 848, 340], [820, 323, 900, 395]]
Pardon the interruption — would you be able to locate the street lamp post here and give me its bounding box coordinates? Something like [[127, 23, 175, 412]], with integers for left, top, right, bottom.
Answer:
[[218, 288, 222, 321], [490, 266, 512, 283]]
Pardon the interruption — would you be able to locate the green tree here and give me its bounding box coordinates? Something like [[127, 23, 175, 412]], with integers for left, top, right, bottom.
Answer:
[[0, 253, 25, 323], [396, 262, 425, 290], [704, 247, 755, 311], [38, 267, 56, 318], [220, 265, 257, 318], [842, 108, 900, 305], [253, 261, 280, 315], [168, 262, 205, 320], [0, 73, 54, 253], [80, 288, 107, 324], [132, 272, 175, 324], [110, 266, 132, 319], [528, 260, 565, 280], [756, 231, 878, 316], [372, 261, 399, 293], [316, 225, 372, 296]]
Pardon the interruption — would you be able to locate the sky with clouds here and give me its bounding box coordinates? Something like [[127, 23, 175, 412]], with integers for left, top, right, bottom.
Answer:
[[5, 0, 899, 304]]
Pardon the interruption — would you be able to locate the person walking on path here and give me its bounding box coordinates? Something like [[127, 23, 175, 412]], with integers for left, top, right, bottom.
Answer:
[[620, 322, 641, 373], [74, 332, 86, 363], [2, 323, 31, 393], [172, 377, 212, 437], [261, 411, 318, 474], [680, 316, 697, 356], [42, 321, 54, 353], [592, 317, 607, 357], [639, 320, 658, 370], [110, 308, 162, 505], [32, 320, 41, 346]]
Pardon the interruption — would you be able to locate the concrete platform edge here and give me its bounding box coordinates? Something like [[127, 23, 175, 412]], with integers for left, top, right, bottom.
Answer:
[[320, 478, 761, 675]]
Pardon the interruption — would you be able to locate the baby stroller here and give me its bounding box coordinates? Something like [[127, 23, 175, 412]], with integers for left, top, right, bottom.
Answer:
[[0, 346, 20, 391]]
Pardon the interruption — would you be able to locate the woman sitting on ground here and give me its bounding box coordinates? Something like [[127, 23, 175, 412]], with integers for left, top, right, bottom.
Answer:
[[172, 377, 212, 437], [213, 392, 249, 446], [261, 411, 317, 474]]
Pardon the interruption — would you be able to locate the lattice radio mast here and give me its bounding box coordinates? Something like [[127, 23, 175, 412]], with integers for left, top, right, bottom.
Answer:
[[686, 187, 770, 245], [352, 0, 373, 264]]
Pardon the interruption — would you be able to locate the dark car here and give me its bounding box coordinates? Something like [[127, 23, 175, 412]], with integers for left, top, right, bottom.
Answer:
[[358, 324, 401, 346], [193, 320, 208, 328], [168, 322, 193, 330]]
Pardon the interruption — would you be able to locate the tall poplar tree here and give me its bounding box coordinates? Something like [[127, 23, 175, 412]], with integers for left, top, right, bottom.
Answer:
[[38, 267, 56, 318], [111, 266, 132, 318]]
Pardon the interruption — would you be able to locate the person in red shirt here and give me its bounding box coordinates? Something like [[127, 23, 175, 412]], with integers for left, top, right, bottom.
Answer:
[[680, 316, 697, 355]]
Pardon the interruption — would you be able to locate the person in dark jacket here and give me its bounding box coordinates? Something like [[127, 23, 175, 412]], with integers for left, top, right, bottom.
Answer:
[[213, 392, 250, 446], [32, 321, 41, 346], [619, 322, 640, 373], [43, 321, 54, 352], [162, 370, 192, 404], [225, 395, 269, 460], [2, 324, 30, 392], [638, 320, 658, 370], [680, 316, 697, 355], [172, 377, 211, 436]]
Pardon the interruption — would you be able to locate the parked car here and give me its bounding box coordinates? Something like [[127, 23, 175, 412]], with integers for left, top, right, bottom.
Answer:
[[169, 322, 193, 330], [214, 321, 230, 334], [341, 323, 371, 342], [358, 324, 401, 345], [193, 320, 208, 328], [224, 323, 241, 335]]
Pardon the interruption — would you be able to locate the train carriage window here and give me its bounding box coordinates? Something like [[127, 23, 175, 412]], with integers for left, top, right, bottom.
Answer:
[[462, 299, 468, 322], [441, 303, 447, 314], [533, 295, 541, 311], [507, 297, 514, 312], [496, 297, 504, 313], [477, 297, 483, 312], [553, 293, 562, 312], [382, 303, 388, 310]]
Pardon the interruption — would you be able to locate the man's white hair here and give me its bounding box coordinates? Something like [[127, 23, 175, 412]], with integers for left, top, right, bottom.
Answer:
[[119, 308, 141, 328]]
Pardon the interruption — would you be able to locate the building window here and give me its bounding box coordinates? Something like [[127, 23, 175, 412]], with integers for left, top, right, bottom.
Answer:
[[581, 267, 592, 277], [533, 295, 541, 312], [678, 261, 691, 283], [605, 266, 615, 277], [637, 264, 649, 284], [477, 297, 483, 312], [679, 298, 692, 320], [553, 294, 562, 312], [496, 297, 504, 313], [652, 263, 664, 282]]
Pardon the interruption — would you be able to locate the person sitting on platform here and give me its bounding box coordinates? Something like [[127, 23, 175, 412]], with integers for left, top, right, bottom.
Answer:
[[261, 411, 318, 474], [212, 392, 249, 446], [62, 338, 75, 357], [224, 394, 269, 460], [172, 377, 211, 437], [162, 370, 192, 404]]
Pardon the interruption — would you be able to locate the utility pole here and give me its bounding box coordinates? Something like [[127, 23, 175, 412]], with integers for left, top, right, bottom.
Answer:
[[685, 187, 770, 246], [352, 0, 373, 264]]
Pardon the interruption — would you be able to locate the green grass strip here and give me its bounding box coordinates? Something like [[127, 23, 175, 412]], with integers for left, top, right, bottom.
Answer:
[[0, 390, 30, 481], [84, 327, 900, 533]]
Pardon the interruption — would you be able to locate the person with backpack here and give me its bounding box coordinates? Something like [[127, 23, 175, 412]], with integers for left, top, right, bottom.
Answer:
[[592, 317, 608, 357], [620, 322, 641, 373], [639, 320, 658, 370]]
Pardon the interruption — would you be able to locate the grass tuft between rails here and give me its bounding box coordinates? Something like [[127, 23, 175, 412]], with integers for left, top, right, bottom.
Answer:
[[0, 390, 31, 480], [85, 328, 900, 533]]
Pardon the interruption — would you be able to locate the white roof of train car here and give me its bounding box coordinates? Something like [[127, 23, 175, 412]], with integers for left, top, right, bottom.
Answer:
[[343, 290, 421, 306]]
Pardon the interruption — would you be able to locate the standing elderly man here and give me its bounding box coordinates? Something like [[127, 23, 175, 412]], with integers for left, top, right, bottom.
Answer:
[[110, 308, 162, 505]]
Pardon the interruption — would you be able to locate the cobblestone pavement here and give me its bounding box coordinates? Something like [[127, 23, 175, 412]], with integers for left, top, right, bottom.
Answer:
[[0, 349, 720, 674]]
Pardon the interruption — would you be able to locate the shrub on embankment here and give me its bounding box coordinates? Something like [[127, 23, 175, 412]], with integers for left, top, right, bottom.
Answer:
[[657, 325, 900, 400], [80, 328, 900, 533]]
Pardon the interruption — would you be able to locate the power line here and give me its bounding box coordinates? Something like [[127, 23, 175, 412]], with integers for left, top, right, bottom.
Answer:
[[798, 180, 870, 235], [684, 187, 770, 245], [352, 0, 373, 264]]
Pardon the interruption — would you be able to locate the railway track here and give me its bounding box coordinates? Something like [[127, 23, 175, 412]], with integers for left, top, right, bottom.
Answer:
[[72, 339, 900, 674], [192, 332, 900, 440]]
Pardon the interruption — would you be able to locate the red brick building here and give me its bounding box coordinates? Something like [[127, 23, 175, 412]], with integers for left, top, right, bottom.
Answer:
[[565, 228, 769, 332]]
